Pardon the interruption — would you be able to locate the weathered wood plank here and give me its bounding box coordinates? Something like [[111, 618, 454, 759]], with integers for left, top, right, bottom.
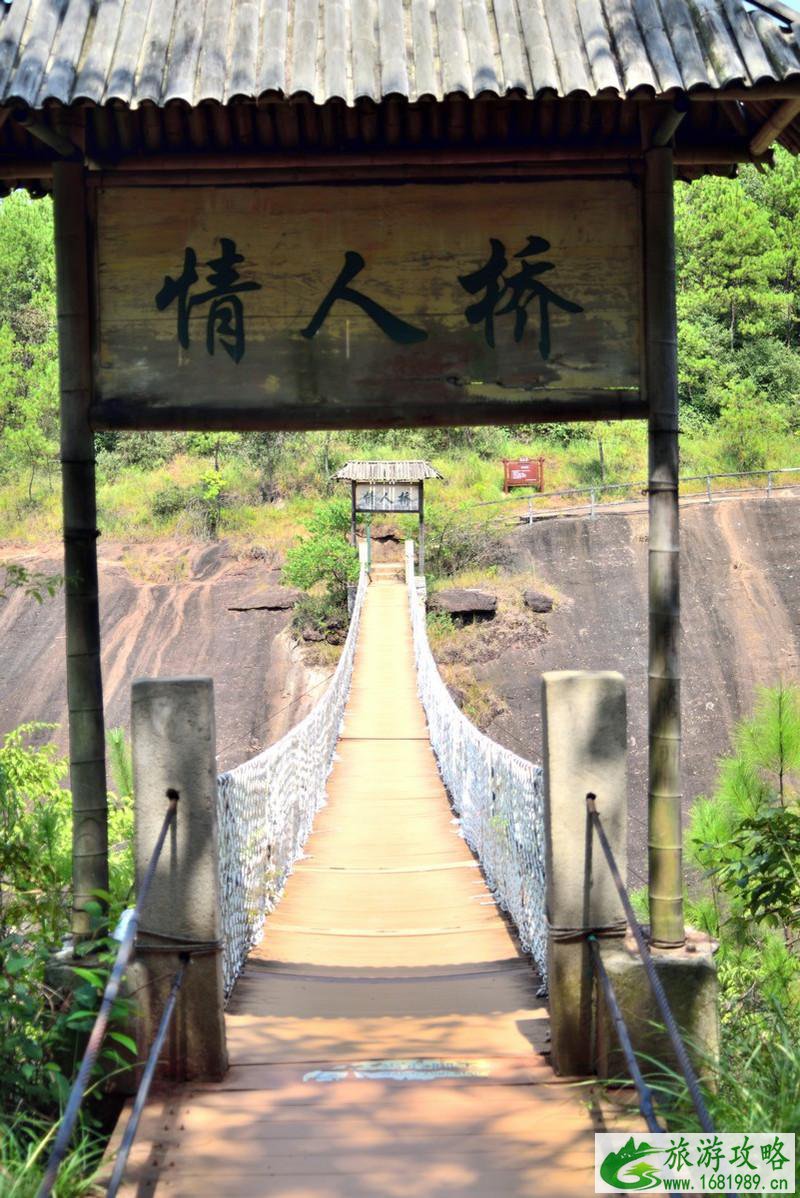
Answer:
[[92, 178, 643, 430]]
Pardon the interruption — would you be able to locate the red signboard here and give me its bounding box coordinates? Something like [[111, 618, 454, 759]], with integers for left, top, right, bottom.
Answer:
[[502, 457, 545, 493]]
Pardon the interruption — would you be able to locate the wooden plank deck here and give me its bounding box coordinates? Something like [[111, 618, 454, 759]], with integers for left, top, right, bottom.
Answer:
[[116, 569, 632, 1197]]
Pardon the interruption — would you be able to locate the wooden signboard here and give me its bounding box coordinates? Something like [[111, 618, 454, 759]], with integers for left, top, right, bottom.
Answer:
[[354, 483, 421, 513], [91, 179, 644, 431]]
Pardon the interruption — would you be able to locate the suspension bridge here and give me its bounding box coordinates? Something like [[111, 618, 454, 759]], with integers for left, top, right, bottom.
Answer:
[[102, 552, 637, 1197]]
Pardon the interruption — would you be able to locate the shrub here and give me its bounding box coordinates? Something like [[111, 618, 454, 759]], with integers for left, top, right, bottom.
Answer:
[[150, 470, 230, 539], [685, 683, 800, 1032], [425, 506, 510, 581], [282, 501, 359, 609], [0, 725, 135, 1124]]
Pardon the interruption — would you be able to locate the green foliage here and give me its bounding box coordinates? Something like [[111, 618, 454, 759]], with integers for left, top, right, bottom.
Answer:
[[676, 174, 783, 348], [0, 563, 60, 604], [199, 469, 225, 540], [283, 500, 359, 608], [0, 194, 58, 502], [185, 432, 240, 470], [0, 725, 135, 1137], [0, 1112, 107, 1197], [0, 725, 71, 944], [636, 689, 800, 1149], [650, 1008, 800, 1152], [425, 505, 510, 581], [426, 610, 456, 642], [106, 728, 133, 804], [150, 470, 229, 539], [686, 684, 800, 1031], [716, 379, 791, 470]]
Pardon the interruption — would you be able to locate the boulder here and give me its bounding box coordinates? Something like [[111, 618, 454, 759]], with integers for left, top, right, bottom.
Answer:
[[523, 589, 554, 614], [428, 588, 497, 617], [227, 585, 304, 612]]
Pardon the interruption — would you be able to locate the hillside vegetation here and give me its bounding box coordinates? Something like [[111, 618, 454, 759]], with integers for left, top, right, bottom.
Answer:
[[0, 154, 798, 550]]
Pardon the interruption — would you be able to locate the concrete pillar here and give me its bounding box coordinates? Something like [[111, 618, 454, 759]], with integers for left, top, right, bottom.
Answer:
[[595, 931, 720, 1081], [542, 670, 628, 1076], [128, 677, 227, 1083]]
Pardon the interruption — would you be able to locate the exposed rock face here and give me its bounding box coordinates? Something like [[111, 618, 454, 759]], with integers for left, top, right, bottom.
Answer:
[[0, 540, 325, 772], [522, 589, 553, 613], [428, 588, 497, 617], [478, 494, 800, 868]]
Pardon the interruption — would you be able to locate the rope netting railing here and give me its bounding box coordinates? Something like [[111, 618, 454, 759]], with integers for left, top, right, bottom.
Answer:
[[217, 565, 369, 996], [404, 542, 548, 979]]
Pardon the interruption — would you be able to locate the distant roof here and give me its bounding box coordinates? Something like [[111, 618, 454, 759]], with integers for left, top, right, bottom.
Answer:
[[336, 461, 443, 483], [0, 0, 798, 111]]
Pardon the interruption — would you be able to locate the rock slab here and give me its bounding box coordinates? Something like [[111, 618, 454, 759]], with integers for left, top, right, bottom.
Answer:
[[428, 588, 497, 615], [523, 588, 553, 613]]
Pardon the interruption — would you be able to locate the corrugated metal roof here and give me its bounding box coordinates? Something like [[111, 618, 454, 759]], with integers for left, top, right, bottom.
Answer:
[[0, 0, 798, 111], [336, 460, 443, 482]]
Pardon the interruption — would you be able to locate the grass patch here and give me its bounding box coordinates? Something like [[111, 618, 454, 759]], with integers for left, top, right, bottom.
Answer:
[[440, 665, 507, 730], [0, 424, 796, 550]]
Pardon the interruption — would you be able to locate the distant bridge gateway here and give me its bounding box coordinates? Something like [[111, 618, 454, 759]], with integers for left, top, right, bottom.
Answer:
[[101, 550, 637, 1196]]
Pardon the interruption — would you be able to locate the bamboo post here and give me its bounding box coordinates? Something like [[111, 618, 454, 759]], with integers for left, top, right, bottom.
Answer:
[[350, 482, 357, 548], [54, 159, 110, 936], [645, 146, 684, 948]]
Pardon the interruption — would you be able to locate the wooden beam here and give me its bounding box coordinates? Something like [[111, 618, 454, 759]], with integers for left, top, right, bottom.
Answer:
[[86, 139, 772, 176], [53, 155, 110, 936], [13, 108, 83, 159], [350, 482, 357, 549], [749, 97, 800, 155], [0, 159, 55, 178], [686, 83, 800, 101], [644, 146, 684, 949], [86, 162, 642, 188], [90, 392, 648, 432], [99, 146, 646, 173]]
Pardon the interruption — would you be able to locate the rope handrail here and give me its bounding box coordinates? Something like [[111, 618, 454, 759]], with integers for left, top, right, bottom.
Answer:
[[586, 792, 715, 1135], [37, 791, 180, 1198], [404, 541, 547, 978], [216, 563, 370, 996]]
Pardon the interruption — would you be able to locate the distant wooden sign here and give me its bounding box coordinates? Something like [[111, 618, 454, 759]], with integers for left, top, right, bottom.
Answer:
[[91, 180, 644, 431], [503, 457, 545, 492], [355, 483, 421, 513]]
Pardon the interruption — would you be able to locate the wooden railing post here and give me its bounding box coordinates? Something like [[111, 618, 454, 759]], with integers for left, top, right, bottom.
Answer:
[[128, 677, 227, 1082]]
